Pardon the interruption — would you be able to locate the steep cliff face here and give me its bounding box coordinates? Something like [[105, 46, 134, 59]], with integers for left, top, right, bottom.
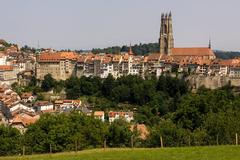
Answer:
[[187, 75, 240, 90]]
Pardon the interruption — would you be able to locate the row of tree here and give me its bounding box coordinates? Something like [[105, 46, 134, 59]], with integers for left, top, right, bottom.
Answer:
[[64, 74, 188, 105], [92, 43, 159, 55], [0, 114, 140, 156]]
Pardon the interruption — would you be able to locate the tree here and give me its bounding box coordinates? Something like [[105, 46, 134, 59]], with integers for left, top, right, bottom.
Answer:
[[111, 85, 130, 102], [0, 125, 22, 156], [102, 74, 115, 97], [29, 76, 37, 87], [25, 113, 108, 153], [41, 74, 56, 92], [107, 119, 132, 147], [147, 119, 189, 147]]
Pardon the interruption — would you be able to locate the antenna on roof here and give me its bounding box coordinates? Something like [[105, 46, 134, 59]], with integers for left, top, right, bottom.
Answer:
[[37, 40, 40, 50], [208, 37, 211, 49]]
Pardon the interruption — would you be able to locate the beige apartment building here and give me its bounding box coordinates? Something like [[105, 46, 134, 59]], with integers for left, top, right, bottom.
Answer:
[[36, 52, 78, 81], [0, 65, 18, 85]]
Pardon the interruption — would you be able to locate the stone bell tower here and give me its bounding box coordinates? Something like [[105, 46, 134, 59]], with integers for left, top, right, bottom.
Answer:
[[159, 12, 174, 55]]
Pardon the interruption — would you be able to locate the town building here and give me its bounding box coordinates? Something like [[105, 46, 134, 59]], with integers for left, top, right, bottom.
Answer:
[[10, 113, 39, 133], [36, 51, 78, 80], [34, 101, 54, 113], [0, 52, 7, 65], [108, 111, 134, 123], [20, 92, 36, 103], [54, 99, 82, 112], [158, 12, 216, 61], [0, 65, 18, 85], [94, 111, 105, 122]]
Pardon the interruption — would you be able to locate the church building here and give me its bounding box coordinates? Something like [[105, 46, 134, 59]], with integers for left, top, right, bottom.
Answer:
[[158, 12, 216, 61]]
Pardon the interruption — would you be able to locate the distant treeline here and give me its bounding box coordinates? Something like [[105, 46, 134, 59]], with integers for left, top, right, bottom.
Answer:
[[92, 43, 159, 55], [2, 39, 240, 59], [214, 50, 240, 59], [92, 43, 240, 60]]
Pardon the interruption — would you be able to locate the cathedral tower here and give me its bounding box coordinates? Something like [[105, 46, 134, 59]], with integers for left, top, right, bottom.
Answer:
[[159, 12, 174, 55]]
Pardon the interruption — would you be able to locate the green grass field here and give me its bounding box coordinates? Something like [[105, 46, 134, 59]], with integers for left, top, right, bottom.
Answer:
[[1, 146, 240, 160]]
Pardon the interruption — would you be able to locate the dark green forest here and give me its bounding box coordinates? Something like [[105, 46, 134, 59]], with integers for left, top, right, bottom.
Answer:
[[92, 43, 159, 55], [1, 74, 240, 156]]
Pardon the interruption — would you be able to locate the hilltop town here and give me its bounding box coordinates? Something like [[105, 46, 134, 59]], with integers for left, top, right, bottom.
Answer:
[[0, 13, 240, 139]]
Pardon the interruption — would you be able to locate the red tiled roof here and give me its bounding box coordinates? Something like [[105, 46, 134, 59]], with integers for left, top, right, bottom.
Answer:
[[11, 113, 39, 127], [0, 65, 13, 71], [35, 101, 52, 106], [94, 111, 104, 116], [108, 111, 133, 118], [38, 52, 78, 62], [20, 92, 33, 99], [172, 47, 215, 56], [147, 53, 161, 62]]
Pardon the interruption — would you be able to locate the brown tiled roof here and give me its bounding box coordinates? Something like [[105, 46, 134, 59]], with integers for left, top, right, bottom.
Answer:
[[215, 59, 240, 67], [38, 52, 78, 62], [147, 53, 161, 62], [54, 99, 81, 105], [172, 47, 215, 56], [41, 109, 56, 114], [77, 55, 88, 63], [0, 65, 13, 71], [35, 101, 52, 106], [102, 56, 112, 64], [20, 92, 33, 99], [11, 113, 39, 127], [112, 55, 122, 62], [94, 111, 104, 116], [108, 111, 133, 118]]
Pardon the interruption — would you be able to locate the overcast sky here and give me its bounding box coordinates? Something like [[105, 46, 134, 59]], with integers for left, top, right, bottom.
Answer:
[[0, 0, 239, 51]]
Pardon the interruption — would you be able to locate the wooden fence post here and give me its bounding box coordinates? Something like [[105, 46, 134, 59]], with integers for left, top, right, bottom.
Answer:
[[236, 133, 238, 146], [131, 135, 134, 148], [160, 136, 163, 148], [216, 134, 219, 146], [188, 135, 191, 146], [50, 144, 52, 153], [22, 145, 25, 156], [75, 140, 77, 152], [104, 139, 107, 149]]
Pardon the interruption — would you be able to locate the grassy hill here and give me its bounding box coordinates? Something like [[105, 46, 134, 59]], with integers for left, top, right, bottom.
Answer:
[[1, 146, 240, 160]]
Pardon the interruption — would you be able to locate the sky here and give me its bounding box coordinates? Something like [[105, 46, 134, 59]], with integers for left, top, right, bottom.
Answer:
[[0, 0, 239, 51]]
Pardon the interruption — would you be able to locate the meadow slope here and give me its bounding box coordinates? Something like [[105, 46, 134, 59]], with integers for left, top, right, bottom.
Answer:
[[1, 146, 240, 160]]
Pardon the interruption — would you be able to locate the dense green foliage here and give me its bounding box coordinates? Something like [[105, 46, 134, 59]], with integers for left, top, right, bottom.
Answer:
[[214, 50, 240, 59], [92, 43, 159, 55], [0, 125, 22, 156], [64, 75, 240, 147], [65, 75, 188, 107], [2, 147, 240, 160], [41, 74, 57, 92], [2, 75, 240, 156], [24, 113, 109, 154], [41, 74, 65, 93]]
